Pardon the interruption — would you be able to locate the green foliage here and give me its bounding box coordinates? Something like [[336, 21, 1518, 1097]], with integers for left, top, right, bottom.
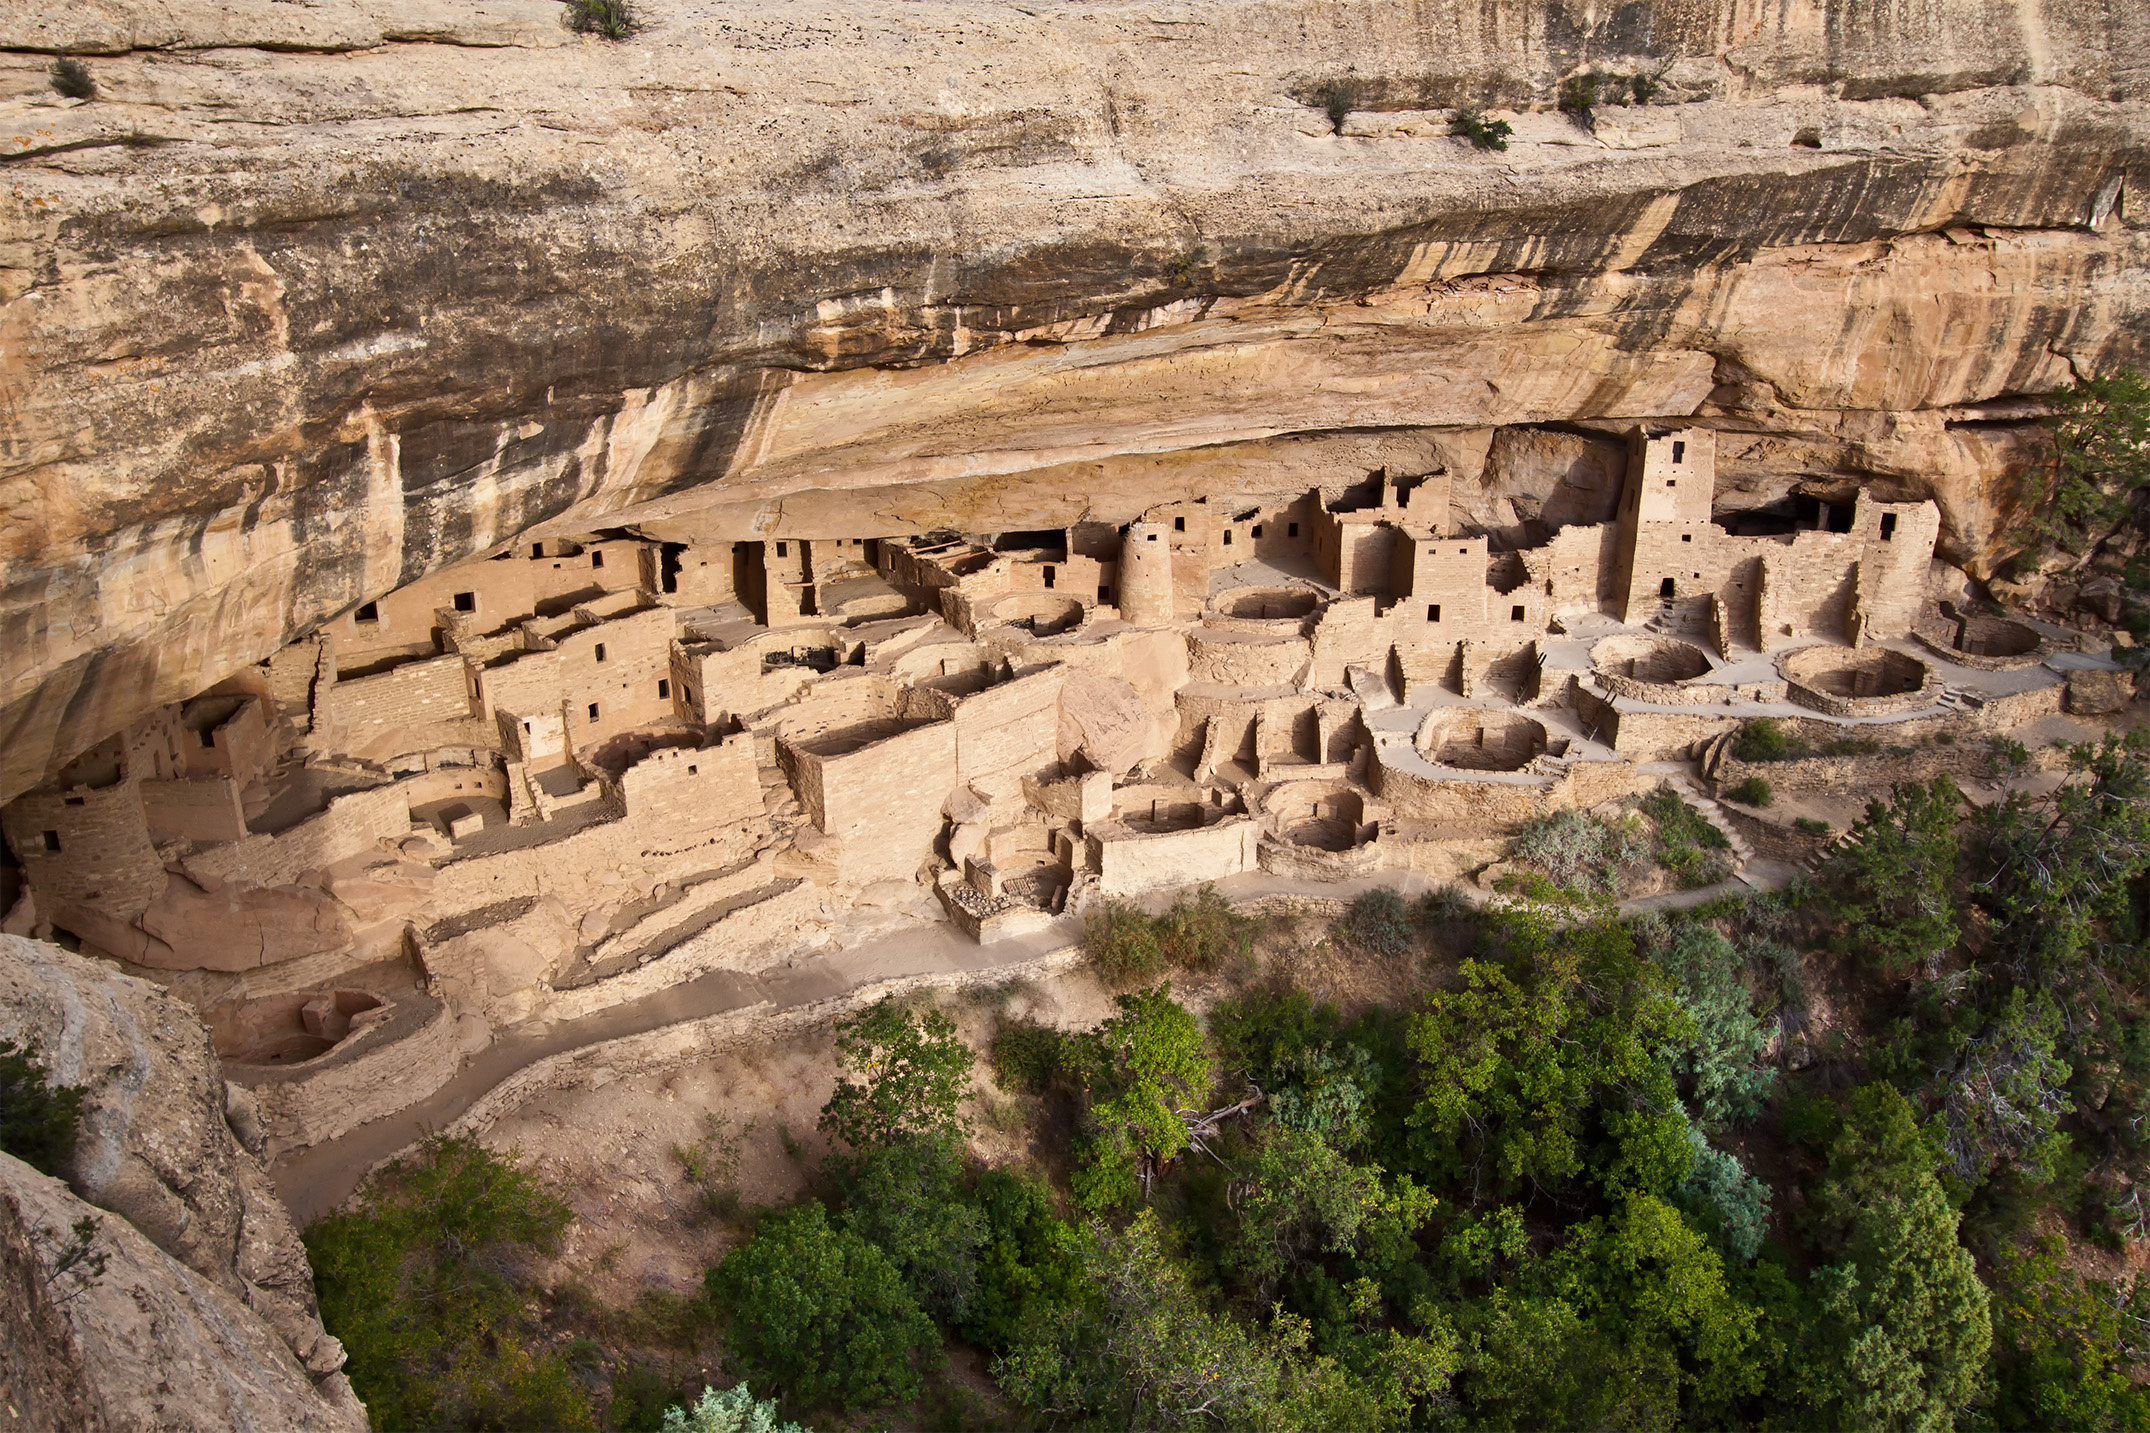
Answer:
[[1642, 784, 1734, 888], [1066, 987, 1213, 1211], [564, 0, 634, 39], [987, 1018, 1063, 1095], [660, 1383, 805, 1433], [1082, 886, 1260, 988], [672, 1116, 748, 1222], [1269, 1041, 1379, 1149], [960, 1168, 1085, 1353], [1629, 70, 1663, 103], [1558, 71, 1601, 120], [1647, 923, 1775, 1126], [1335, 885, 1417, 958], [1821, 776, 1962, 974], [1800, 1086, 1992, 1433], [1507, 808, 1648, 896], [1990, 1236, 2150, 1432], [1677, 1125, 1771, 1262], [306, 1135, 592, 1431], [2026, 367, 2150, 560], [1733, 717, 1806, 761], [828, 1136, 987, 1324], [1225, 1126, 1435, 1296], [0, 1036, 84, 1177], [49, 56, 94, 100], [1975, 731, 2150, 979], [1315, 79, 1357, 134], [1726, 775, 1773, 807], [1794, 815, 1832, 835], [1408, 907, 1690, 1198], [1989, 734, 2033, 776], [818, 999, 974, 1152], [1450, 108, 1513, 150], [706, 1203, 938, 1413], [1930, 987, 2073, 1188]]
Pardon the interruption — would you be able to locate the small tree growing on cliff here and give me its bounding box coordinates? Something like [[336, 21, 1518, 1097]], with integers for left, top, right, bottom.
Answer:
[[563, 0, 634, 39], [0, 1036, 84, 1176]]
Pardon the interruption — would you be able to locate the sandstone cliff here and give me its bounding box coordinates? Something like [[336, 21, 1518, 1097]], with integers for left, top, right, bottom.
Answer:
[[2, 0, 2147, 800], [0, 934, 367, 1431]]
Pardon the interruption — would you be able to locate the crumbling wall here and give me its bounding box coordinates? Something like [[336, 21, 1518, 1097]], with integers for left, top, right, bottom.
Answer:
[[319, 655, 476, 755], [181, 784, 411, 891]]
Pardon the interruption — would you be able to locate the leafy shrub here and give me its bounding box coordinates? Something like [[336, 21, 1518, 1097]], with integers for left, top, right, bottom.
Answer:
[[1725, 776, 1773, 807], [988, 1019, 1063, 1095], [709, 1202, 938, 1413], [819, 998, 973, 1151], [1817, 735, 1882, 757], [1083, 886, 1259, 987], [1988, 735, 2031, 776], [1794, 816, 1831, 835], [1209, 984, 1338, 1087], [1450, 108, 1512, 150], [1558, 72, 1601, 121], [1677, 1128, 1771, 1260], [1064, 987, 1213, 1211], [1267, 1041, 1379, 1149], [49, 56, 94, 100], [1629, 70, 1663, 103], [830, 1136, 988, 1324], [661, 1383, 804, 1433], [0, 1036, 84, 1176], [564, 0, 634, 38], [961, 1169, 1085, 1353], [1642, 784, 1733, 889], [306, 1135, 592, 1430], [1648, 925, 1775, 1125], [1335, 885, 1416, 958], [672, 1116, 748, 1222], [1508, 809, 1649, 896], [1733, 718, 1805, 762]]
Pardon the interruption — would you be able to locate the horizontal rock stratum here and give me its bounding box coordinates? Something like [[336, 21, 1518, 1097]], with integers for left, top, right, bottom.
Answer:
[[2, 0, 2147, 801]]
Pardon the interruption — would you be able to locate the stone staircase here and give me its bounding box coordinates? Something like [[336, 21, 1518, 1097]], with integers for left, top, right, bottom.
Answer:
[[1661, 771, 1753, 873]]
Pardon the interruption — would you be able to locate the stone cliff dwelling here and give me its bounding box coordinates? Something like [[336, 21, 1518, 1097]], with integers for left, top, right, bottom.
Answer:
[[0, 424, 2085, 1158]]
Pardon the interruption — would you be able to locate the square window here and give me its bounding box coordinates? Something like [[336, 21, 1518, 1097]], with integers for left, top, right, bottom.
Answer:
[[1511, 605, 1527, 622], [1252, 525, 1263, 538], [687, 764, 698, 775], [354, 601, 379, 623], [198, 728, 216, 749], [453, 591, 475, 613], [1146, 533, 1158, 542], [657, 678, 670, 699], [1099, 585, 1114, 603], [1681, 533, 1693, 543], [1174, 516, 1185, 532], [1427, 604, 1441, 622], [532, 542, 544, 557], [1667, 479, 1677, 488], [775, 541, 788, 557], [587, 703, 600, 721]]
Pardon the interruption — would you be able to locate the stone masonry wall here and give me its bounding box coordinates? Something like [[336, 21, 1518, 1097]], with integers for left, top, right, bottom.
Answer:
[[181, 784, 412, 890]]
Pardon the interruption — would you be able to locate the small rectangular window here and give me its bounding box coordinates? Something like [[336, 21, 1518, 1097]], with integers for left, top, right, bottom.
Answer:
[[453, 592, 475, 613], [532, 543, 544, 557], [354, 601, 380, 623], [657, 679, 670, 699], [592, 550, 604, 569], [1287, 522, 1299, 538], [594, 643, 607, 662], [42, 830, 61, 854], [1666, 479, 1677, 489], [776, 541, 788, 558], [1879, 513, 1897, 542], [1672, 440, 1686, 462], [587, 702, 600, 721], [198, 728, 216, 749], [1174, 516, 1185, 532], [1428, 604, 1442, 622], [1659, 577, 1676, 598], [1511, 605, 1527, 622], [1252, 525, 1263, 538], [63, 797, 84, 807], [1681, 533, 1693, 543], [1043, 566, 1056, 589], [1222, 531, 1232, 546], [1099, 585, 1114, 603], [1146, 533, 1158, 542], [687, 764, 698, 775]]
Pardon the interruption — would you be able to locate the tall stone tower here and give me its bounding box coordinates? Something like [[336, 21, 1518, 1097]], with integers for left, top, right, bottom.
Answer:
[[1118, 521, 1176, 626]]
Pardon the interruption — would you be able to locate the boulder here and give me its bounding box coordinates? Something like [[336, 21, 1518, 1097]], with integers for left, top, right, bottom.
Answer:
[[2065, 667, 2135, 715], [1056, 669, 1156, 777]]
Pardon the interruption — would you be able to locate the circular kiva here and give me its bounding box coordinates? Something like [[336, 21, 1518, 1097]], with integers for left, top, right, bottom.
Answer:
[[1780, 645, 1940, 715], [1413, 709, 1548, 772]]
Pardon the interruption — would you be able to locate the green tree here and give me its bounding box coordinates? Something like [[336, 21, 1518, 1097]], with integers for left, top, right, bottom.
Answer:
[[2029, 367, 2150, 560], [1800, 1086, 1991, 1433], [1821, 777, 1963, 975], [818, 999, 973, 1152], [1975, 731, 2150, 980], [1990, 1236, 2150, 1433], [1065, 986, 1214, 1211], [1647, 923, 1775, 1126], [828, 1135, 987, 1324], [1931, 987, 2073, 1188], [1407, 909, 1690, 1199], [305, 1135, 591, 1431], [706, 1202, 938, 1413], [0, 1036, 84, 1177], [960, 1168, 1086, 1354], [1225, 1126, 1435, 1297]]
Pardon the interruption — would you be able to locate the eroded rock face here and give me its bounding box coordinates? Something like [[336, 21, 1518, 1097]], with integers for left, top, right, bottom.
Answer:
[[2, 0, 2147, 799], [0, 935, 365, 1426]]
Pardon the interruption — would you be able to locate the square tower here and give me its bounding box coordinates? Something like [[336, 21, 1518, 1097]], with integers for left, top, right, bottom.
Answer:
[[1612, 426, 1718, 621]]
